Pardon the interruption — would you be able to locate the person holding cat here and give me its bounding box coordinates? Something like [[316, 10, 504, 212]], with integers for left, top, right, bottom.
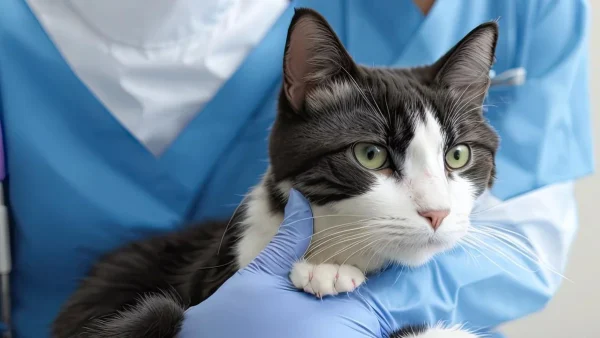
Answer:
[[0, 0, 592, 337]]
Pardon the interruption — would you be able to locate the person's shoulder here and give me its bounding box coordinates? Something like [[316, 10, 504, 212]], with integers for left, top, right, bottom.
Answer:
[[530, 0, 588, 23], [489, 0, 589, 66], [492, 0, 588, 25]]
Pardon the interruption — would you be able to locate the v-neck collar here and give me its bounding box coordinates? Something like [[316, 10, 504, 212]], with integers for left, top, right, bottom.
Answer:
[[392, 1, 509, 70], [25, 0, 289, 157], [7, 0, 296, 215], [391, 0, 458, 66], [160, 5, 295, 189]]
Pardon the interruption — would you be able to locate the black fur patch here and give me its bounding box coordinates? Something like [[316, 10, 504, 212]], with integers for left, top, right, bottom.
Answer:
[[51, 216, 243, 338], [390, 325, 429, 337], [81, 292, 185, 338]]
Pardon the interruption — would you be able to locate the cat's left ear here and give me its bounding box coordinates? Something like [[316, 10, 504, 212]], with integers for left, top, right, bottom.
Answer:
[[282, 8, 358, 112], [423, 22, 499, 107]]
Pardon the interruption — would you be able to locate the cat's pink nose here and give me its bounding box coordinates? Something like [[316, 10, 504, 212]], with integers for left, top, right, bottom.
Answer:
[[418, 209, 450, 230]]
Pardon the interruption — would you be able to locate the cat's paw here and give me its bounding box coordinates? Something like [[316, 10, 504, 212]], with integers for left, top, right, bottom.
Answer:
[[289, 261, 365, 298]]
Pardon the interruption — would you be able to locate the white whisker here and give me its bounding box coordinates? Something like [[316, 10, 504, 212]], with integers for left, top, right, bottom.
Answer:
[[461, 237, 521, 279], [218, 192, 251, 254], [305, 234, 374, 261], [467, 226, 571, 282], [464, 234, 539, 272], [308, 232, 373, 255], [322, 236, 382, 265]]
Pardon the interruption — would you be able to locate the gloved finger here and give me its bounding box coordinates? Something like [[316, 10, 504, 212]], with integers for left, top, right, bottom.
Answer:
[[248, 189, 313, 275]]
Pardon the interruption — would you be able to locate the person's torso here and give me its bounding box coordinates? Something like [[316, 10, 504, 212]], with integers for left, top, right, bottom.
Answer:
[[0, 0, 547, 336]]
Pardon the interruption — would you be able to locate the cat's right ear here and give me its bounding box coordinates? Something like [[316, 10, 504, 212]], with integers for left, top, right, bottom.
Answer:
[[282, 8, 357, 112], [419, 22, 499, 108]]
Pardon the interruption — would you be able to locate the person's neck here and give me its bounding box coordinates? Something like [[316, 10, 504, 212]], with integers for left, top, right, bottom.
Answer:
[[413, 0, 435, 15]]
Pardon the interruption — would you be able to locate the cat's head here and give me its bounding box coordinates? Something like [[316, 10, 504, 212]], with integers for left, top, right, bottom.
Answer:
[[267, 9, 499, 267]]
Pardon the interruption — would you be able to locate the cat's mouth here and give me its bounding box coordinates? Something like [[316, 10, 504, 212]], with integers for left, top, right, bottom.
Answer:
[[427, 236, 447, 245], [425, 233, 462, 249], [309, 201, 471, 268], [377, 228, 466, 267], [372, 217, 468, 250]]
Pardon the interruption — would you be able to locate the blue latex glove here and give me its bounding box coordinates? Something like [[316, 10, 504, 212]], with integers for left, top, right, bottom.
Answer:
[[179, 189, 393, 337]]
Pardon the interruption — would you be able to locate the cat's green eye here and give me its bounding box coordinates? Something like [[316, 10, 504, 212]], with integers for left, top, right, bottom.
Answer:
[[353, 143, 388, 170], [445, 144, 470, 169]]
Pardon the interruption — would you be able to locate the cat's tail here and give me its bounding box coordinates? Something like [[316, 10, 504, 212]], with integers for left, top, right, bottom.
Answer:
[[81, 292, 185, 338]]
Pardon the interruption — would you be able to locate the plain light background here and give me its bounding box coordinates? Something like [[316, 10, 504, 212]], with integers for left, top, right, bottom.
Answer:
[[501, 3, 599, 337]]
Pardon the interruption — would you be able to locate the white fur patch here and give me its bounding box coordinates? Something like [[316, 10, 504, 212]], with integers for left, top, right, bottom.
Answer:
[[235, 184, 283, 269], [306, 81, 355, 113], [404, 112, 451, 212]]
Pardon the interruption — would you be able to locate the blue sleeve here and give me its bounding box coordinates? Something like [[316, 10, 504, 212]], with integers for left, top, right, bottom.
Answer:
[[369, 0, 593, 333], [489, 0, 593, 200]]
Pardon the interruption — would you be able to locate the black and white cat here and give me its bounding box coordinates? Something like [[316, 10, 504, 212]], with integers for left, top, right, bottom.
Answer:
[[52, 8, 499, 338]]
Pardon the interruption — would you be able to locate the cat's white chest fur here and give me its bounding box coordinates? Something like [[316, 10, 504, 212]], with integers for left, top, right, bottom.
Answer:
[[236, 182, 409, 271], [235, 185, 283, 269], [235, 184, 376, 296]]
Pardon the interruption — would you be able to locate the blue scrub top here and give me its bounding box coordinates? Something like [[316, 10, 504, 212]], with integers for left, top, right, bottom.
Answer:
[[0, 0, 592, 337]]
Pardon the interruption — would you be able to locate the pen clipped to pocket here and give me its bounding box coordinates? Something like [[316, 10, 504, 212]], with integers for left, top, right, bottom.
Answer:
[[490, 67, 527, 87]]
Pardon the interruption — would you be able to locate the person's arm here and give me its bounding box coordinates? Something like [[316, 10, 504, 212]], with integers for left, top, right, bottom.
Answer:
[[366, 0, 592, 332], [368, 182, 578, 332]]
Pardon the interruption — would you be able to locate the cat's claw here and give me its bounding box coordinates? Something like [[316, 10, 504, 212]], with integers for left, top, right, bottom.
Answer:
[[290, 261, 365, 297]]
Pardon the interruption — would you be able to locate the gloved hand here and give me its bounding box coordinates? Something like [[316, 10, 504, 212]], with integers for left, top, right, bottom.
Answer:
[[179, 189, 394, 337]]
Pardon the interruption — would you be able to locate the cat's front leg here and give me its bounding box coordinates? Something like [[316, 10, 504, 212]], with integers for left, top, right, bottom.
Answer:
[[289, 261, 366, 297]]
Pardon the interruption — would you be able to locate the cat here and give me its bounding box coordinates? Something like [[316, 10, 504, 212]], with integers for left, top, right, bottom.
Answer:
[[52, 8, 499, 338]]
